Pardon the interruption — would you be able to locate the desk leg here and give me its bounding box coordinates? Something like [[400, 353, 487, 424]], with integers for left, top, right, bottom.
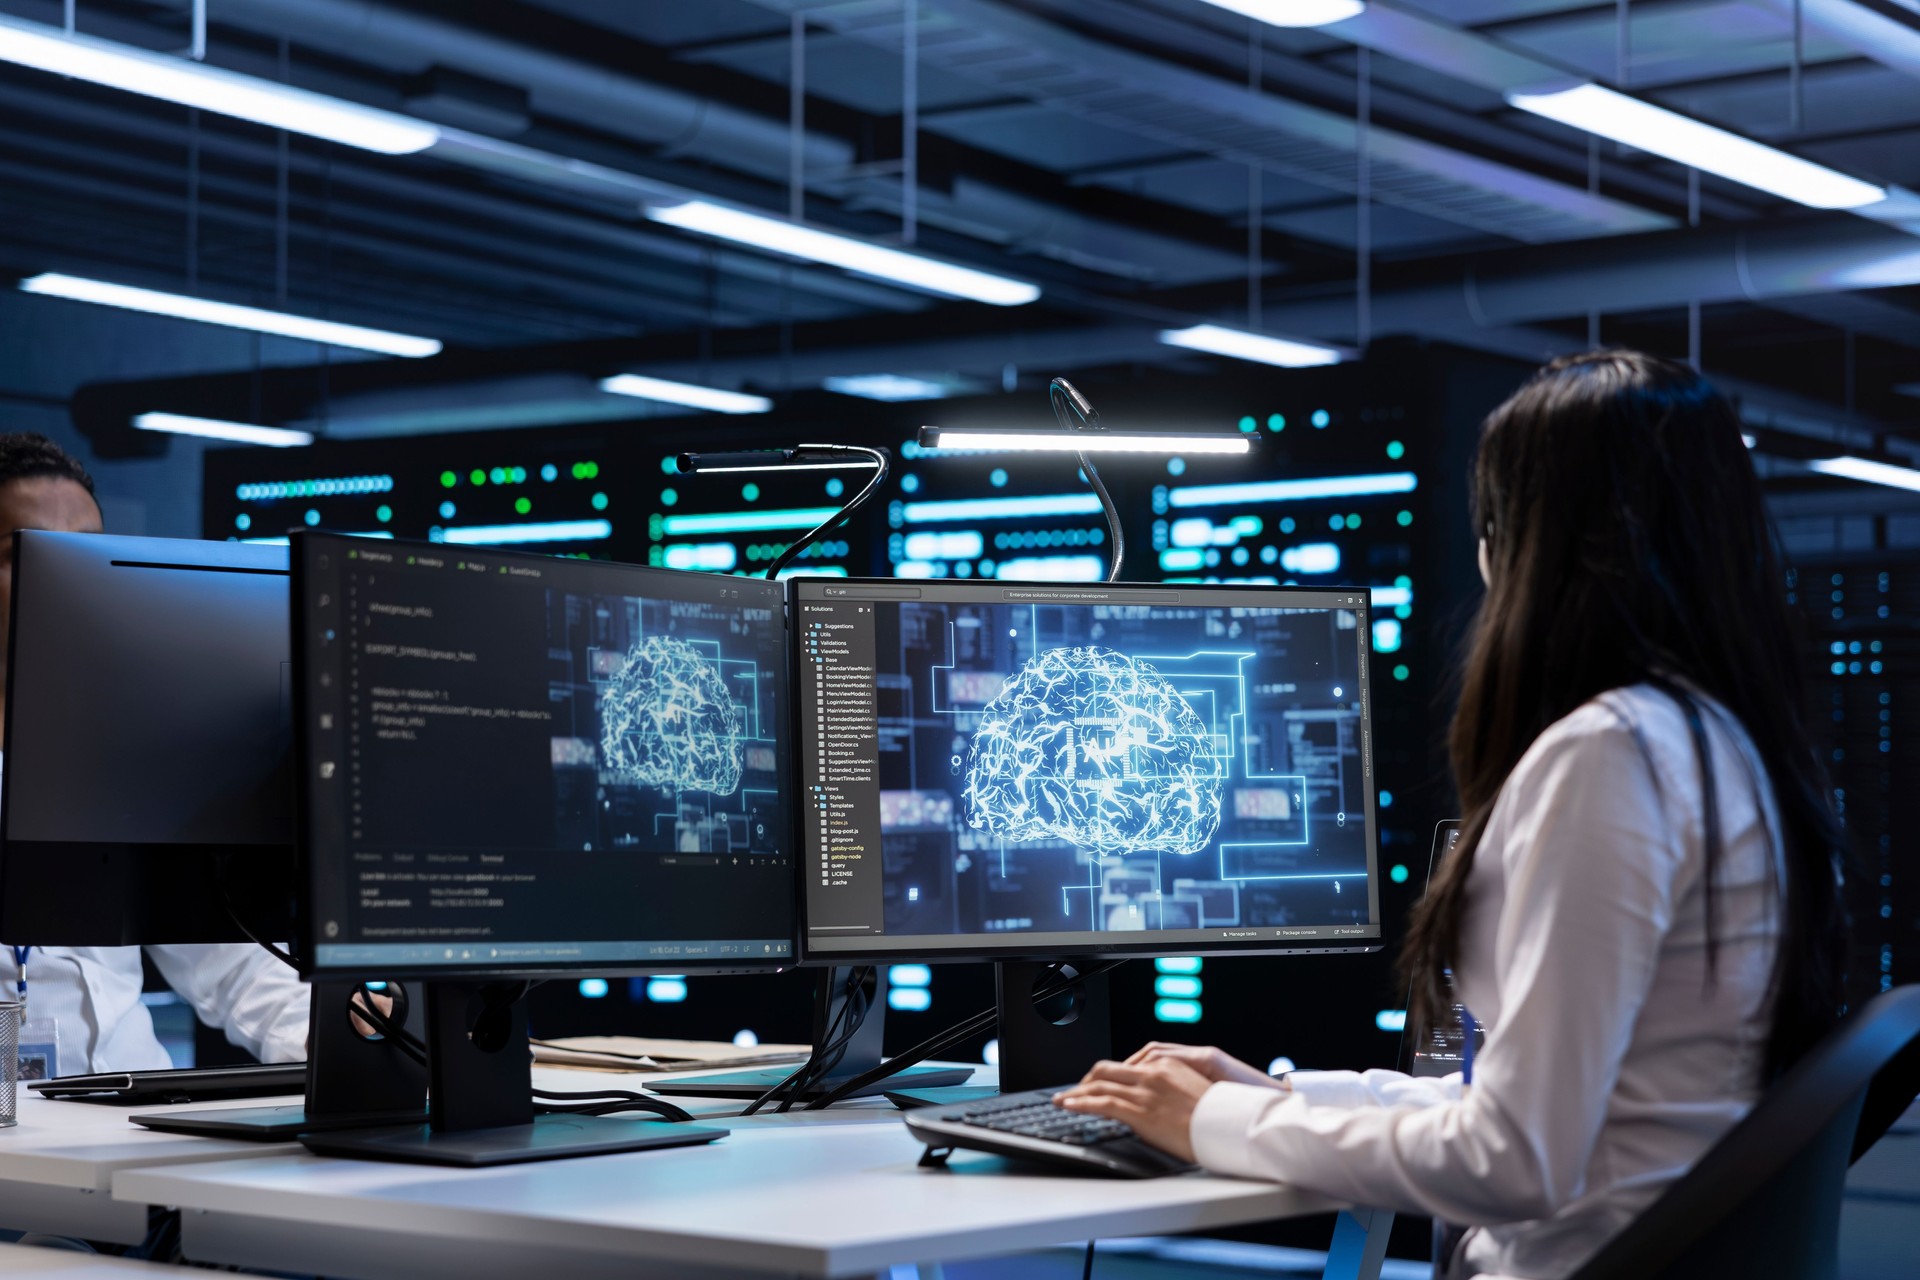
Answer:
[[1322, 1207, 1394, 1280]]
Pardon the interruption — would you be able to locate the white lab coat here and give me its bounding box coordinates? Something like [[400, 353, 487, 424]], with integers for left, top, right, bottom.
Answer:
[[0, 752, 309, 1071], [1189, 685, 1785, 1280]]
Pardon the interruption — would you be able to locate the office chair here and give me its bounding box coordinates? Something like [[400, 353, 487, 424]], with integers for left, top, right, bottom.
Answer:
[[1566, 983, 1920, 1280]]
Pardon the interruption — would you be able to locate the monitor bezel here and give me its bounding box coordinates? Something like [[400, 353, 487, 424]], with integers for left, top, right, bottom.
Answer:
[[291, 530, 800, 981], [784, 574, 1383, 965]]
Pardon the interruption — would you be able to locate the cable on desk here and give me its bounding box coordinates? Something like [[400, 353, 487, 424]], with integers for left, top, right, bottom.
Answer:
[[742, 965, 876, 1116], [803, 960, 1125, 1110], [1083, 1240, 1095, 1280]]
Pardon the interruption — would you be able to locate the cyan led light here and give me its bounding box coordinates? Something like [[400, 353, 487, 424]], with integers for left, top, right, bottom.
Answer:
[[903, 531, 985, 560], [1154, 957, 1204, 975], [1280, 542, 1341, 575], [887, 987, 933, 1012], [23, 274, 441, 356], [994, 555, 1105, 582], [920, 427, 1248, 455], [1154, 999, 1203, 1024], [1159, 548, 1204, 572], [236, 475, 395, 502], [889, 964, 933, 988], [826, 374, 949, 401], [1375, 1009, 1408, 1033], [1370, 585, 1412, 607], [1169, 472, 1417, 508], [902, 493, 1104, 523], [662, 543, 740, 572], [662, 507, 841, 535], [439, 519, 612, 545], [1154, 975, 1203, 999], [646, 977, 688, 1003]]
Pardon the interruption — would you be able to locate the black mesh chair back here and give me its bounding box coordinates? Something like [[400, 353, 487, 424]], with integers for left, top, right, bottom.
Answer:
[[1570, 984, 1920, 1280]]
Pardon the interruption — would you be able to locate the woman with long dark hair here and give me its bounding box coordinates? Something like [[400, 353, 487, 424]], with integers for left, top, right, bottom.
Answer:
[[1057, 351, 1850, 1278]]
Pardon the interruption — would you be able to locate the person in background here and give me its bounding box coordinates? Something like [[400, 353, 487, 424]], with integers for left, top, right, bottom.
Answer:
[[1057, 352, 1850, 1280], [0, 432, 309, 1072]]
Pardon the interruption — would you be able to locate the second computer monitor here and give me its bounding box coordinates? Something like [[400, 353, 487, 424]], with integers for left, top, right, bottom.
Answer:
[[295, 532, 796, 978], [792, 578, 1381, 961]]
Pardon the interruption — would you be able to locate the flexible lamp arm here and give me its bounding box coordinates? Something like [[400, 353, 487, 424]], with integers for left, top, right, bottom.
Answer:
[[1048, 377, 1124, 582], [762, 444, 891, 581]]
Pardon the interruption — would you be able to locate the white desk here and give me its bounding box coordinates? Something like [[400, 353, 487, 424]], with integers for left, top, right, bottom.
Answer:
[[0, 1090, 306, 1245], [115, 1100, 1391, 1280], [0, 1241, 198, 1276], [0, 1066, 1393, 1280]]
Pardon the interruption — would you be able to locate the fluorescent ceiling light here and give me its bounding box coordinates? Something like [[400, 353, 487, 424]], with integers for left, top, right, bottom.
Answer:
[[21, 274, 442, 356], [599, 374, 772, 414], [1807, 456, 1920, 493], [1193, 1, 1366, 28], [1506, 84, 1886, 211], [1159, 324, 1344, 368], [133, 412, 313, 447], [648, 202, 1041, 307], [825, 374, 949, 401], [0, 14, 439, 155], [919, 426, 1250, 455]]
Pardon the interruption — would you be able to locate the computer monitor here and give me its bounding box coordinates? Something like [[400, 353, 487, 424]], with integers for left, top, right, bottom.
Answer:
[[1, 531, 294, 945], [788, 577, 1382, 1090], [2, 530, 428, 1136], [291, 530, 794, 1163]]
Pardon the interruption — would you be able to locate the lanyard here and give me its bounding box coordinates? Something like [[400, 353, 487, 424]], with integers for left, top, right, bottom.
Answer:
[[11, 946, 27, 1005], [1459, 1005, 1474, 1090]]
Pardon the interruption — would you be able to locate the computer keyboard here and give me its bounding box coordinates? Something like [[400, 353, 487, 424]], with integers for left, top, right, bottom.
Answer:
[[901, 1087, 1197, 1178]]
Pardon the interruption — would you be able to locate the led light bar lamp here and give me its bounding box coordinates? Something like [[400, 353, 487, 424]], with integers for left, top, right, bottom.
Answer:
[[673, 445, 891, 580], [916, 379, 1254, 581]]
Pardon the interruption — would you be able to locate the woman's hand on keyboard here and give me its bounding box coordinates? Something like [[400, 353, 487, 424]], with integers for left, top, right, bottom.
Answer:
[[1053, 1057, 1211, 1162], [1123, 1042, 1287, 1092]]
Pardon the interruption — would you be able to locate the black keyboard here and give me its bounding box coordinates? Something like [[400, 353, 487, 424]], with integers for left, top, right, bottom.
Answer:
[[902, 1087, 1197, 1178]]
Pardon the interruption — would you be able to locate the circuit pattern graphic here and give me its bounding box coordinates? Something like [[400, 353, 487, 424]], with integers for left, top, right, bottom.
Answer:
[[962, 645, 1224, 856], [599, 635, 744, 796]]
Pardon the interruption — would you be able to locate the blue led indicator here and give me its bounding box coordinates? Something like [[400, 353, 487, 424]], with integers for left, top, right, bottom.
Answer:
[[577, 978, 609, 998]]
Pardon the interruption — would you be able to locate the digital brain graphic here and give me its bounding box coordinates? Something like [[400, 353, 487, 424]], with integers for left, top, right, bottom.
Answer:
[[600, 635, 743, 796], [963, 646, 1224, 855]]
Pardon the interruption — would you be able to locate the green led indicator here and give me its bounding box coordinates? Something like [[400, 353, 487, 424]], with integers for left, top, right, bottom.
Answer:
[[1237, 415, 1256, 433], [661, 488, 678, 507], [1267, 413, 1285, 432], [1390, 864, 1410, 884], [470, 469, 486, 486], [742, 483, 761, 502], [1386, 440, 1405, 460], [376, 505, 392, 523], [1395, 603, 1412, 620], [1397, 510, 1413, 527], [592, 492, 609, 511], [489, 468, 506, 485], [1393, 664, 1410, 681], [514, 497, 532, 515], [511, 466, 527, 484], [440, 471, 457, 488]]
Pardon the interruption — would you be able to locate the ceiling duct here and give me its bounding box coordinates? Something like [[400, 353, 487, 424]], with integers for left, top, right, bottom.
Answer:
[[743, 0, 1670, 245]]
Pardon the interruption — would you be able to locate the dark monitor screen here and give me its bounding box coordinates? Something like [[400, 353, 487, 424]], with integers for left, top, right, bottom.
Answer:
[[1403, 820, 1483, 1078], [1, 532, 293, 945], [791, 578, 1381, 960], [294, 532, 795, 977]]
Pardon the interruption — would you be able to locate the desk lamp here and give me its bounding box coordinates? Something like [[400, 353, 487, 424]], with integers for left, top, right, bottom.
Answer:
[[674, 443, 891, 580], [916, 377, 1253, 581]]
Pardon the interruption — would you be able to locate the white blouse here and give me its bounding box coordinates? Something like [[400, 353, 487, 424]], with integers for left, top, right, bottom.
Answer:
[[1189, 685, 1785, 1279]]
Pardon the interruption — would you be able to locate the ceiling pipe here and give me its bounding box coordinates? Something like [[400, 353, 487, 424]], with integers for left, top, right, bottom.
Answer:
[[202, 0, 1246, 287], [1753, 0, 1920, 82]]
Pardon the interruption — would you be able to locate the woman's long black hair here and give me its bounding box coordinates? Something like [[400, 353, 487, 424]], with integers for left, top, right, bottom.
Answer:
[[1400, 350, 1850, 1082]]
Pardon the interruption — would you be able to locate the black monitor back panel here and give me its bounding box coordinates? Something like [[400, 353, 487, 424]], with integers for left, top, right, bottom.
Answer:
[[1, 531, 294, 945]]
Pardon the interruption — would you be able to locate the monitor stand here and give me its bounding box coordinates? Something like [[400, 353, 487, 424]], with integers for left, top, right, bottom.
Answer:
[[299, 981, 729, 1167], [132, 980, 429, 1139], [648, 967, 975, 1102], [885, 960, 1112, 1110]]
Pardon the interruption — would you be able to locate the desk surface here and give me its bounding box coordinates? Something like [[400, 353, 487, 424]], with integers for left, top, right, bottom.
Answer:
[[115, 1105, 1341, 1278]]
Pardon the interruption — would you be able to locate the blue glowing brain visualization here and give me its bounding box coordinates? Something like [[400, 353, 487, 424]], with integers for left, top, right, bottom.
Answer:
[[963, 646, 1224, 856], [599, 636, 743, 796]]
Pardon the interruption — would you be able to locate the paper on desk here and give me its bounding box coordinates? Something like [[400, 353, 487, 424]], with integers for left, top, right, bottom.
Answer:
[[531, 1036, 812, 1073]]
